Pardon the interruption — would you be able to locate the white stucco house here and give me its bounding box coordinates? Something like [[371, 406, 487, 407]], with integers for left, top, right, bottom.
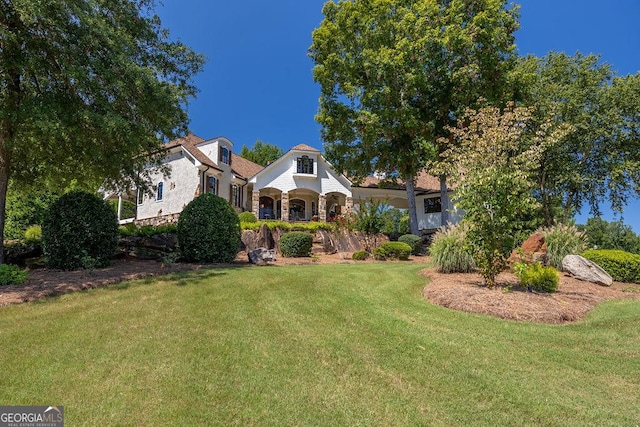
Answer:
[[123, 134, 461, 233]]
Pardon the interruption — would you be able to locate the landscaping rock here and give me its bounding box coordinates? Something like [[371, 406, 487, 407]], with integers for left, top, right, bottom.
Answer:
[[241, 224, 276, 252], [508, 233, 547, 265], [248, 247, 276, 265], [313, 230, 337, 254], [562, 255, 613, 286]]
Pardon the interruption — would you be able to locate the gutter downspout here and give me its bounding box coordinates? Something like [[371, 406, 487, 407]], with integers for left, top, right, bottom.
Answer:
[[201, 166, 211, 195]]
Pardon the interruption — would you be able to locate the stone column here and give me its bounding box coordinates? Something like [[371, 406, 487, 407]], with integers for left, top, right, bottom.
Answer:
[[318, 194, 327, 222], [252, 191, 260, 218], [281, 192, 289, 222], [345, 196, 354, 214]]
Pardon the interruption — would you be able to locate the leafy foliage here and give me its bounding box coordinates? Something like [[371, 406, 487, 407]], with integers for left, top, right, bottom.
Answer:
[[514, 262, 559, 293], [429, 223, 475, 273], [108, 199, 136, 220], [538, 224, 588, 270], [238, 211, 258, 223], [118, 223, 177, 238], [42, 191, 118, 270], [353, 199, 387, 250], [5, 189, 58, 240], [579, 217, 640, 254], [352, 250, 370, 261], [373, 242, 412, 261], [240, 220, 333, 233], [442, 104, 569, 286], [381, 208, 410, 237], [239, 140, 285, 166], [177, 194, 241, 263], [581, 249, 640, 284], [279, 232, 313, 258], [0, 264, 28, 286], [398, 234, 422, 256], [310, 0, 520, 234], [23, 225, 42, 243]]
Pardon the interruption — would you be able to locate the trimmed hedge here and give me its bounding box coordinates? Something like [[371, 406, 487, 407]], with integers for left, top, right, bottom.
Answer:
[[398, 234, 422, 255], [280, 232, 313, 257], [177, 194, 241, 263], [373, 242, 412, 261], [352, 250, 370, 261], [581, 249, 640, 283], [42, 191, 119, 270]]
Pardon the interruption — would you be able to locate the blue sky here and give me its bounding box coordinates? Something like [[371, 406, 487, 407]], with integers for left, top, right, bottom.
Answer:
[[157, 0, 640, 232]]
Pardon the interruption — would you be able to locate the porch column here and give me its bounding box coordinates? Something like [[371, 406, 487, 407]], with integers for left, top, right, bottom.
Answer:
[[318, 194, 327, 222], [345, 196, 354, 214], [117, 195, 123, 221], [252, 191, 260, 218], [281, 192, 289, 222]]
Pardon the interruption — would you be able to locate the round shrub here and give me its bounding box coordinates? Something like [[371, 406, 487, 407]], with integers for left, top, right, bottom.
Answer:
[[238, 211, 258, 223], [429, 223, 475, 273], [24, 225, 42, 243], [398, 234, 422, 255], [279, 232, 313, 257], [42, 191, 118, 270], [373, 241, 412, 260], [177, 194, 241, 263], [514, 262, 559, 293], [352, 250, 370, 261], [0, 264, 28, 286]]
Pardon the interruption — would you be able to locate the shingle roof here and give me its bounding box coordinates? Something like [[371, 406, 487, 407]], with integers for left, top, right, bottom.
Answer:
[[290, 143, 321, 152], [355, 170, 444, 193], [231, 153, 263, 180]]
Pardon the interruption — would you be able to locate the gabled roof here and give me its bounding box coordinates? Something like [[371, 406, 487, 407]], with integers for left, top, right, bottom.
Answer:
[[165, 133, 222, 171], [290, 143, 321, 152]]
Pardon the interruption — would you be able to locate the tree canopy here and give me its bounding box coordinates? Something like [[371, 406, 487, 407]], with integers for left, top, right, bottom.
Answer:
[[239, 140, 284, 166], [513, 52, 640, 225], [310, 0, 519, 234], [0, 0, 204, 262]]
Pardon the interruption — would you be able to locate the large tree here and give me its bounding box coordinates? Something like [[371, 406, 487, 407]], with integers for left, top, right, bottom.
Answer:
[[0, 0, 204, 262], [240, 140, 285, 166], [513, 52, 640, 225], [310, 0, 519, 234]]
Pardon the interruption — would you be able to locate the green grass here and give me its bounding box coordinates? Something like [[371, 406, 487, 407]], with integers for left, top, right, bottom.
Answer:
[[1, 264, 639, 426]]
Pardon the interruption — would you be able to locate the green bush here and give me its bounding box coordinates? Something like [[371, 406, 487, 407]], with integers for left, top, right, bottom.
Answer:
[[0, 264, 28, 286], [538, 224, 587, 270], [119, 223, 178, 237], [398, 234, 422, 255], [373, 241, 412, 261], [581, 249, 640, 283], [352, 250, 370, 261], [177, 194, 241, 263], [514, 262, 559, 293], [42, 191, 118, 270], [238, 211, 258, 223], [5, 189, 58, 240], [429, 223, 475, 273], [24, 225, 42, 243], [279, 232, 313, 257]]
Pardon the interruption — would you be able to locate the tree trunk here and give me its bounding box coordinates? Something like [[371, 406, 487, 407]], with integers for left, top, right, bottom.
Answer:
[[0, 135, 12, 265], [406, 177, 419, 235], [440, 175, 450, 227]]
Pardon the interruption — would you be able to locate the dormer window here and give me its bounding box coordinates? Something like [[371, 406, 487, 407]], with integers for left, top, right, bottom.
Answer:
[[220, 146, 230, 165], [297, 155, 314, 174]]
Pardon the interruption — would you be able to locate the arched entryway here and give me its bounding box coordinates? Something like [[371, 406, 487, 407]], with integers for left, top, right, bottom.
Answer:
[[289, 199, 306, 221], [259, 196, 275, 219]]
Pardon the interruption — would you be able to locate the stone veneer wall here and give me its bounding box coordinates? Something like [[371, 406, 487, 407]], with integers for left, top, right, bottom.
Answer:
[[134, 213, 180, 227]]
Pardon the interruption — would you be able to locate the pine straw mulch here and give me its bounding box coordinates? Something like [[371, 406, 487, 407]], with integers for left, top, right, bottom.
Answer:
[[421, 268, 640, 324]]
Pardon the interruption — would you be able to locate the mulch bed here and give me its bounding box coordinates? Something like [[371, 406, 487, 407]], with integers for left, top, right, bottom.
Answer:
[[421, 268, 640, 324]]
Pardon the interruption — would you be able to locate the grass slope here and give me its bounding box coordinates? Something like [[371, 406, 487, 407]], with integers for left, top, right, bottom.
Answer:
[[1, 263, 639, 426]]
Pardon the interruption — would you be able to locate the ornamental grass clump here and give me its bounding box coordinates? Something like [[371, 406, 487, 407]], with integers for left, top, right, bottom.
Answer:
[[177, 194, 241, 263], [538, 224, 588, 270], [429, 223, 475, 273]]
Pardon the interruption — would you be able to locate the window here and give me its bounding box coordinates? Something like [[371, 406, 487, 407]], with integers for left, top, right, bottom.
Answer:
[[220, 147, 230, 165], [207, 176, 217, 195], [137, 188, 144, 205], [156, 182, 164, 201], [297, 155, 314, 174], [230, 184, 239, 207], [424, 197, 441, 214]]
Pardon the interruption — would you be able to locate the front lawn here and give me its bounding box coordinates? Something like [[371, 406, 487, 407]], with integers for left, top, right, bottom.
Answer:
[[1, 263, 639, 426]]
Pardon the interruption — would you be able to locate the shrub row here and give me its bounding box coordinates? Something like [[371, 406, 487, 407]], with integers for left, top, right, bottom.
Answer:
[[241, 220, 334, 233], [119, 223, 178, 237], [581, 249, 640, 283]]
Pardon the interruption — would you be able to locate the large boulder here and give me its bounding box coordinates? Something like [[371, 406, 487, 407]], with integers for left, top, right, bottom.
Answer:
[[241, 224, 275, 252], [508, 233, 547, 265], [562, 254, 613, 286], [248, 247, 276, 265]]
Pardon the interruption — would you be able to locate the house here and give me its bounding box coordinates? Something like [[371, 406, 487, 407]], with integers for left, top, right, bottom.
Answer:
[[124, 134, 461, 233]]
